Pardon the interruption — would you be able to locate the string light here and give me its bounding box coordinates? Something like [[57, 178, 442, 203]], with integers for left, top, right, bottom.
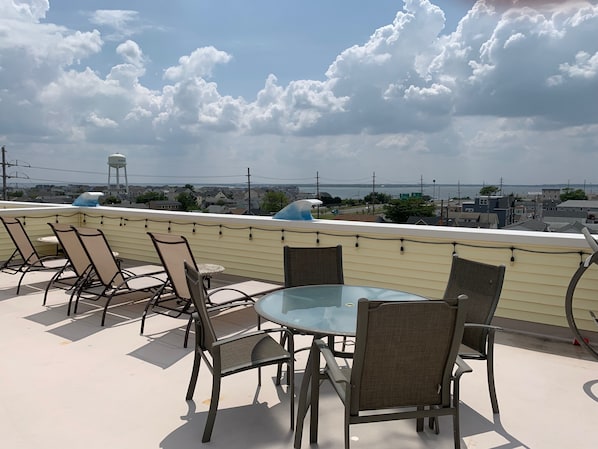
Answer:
[[18, 212, 589, 264]]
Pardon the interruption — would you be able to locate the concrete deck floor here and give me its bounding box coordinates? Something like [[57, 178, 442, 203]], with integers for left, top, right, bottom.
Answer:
[[0, 268, 597, 449]]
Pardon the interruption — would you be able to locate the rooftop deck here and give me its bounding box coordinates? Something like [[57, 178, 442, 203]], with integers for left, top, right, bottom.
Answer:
[[1, 267, 596, 449]]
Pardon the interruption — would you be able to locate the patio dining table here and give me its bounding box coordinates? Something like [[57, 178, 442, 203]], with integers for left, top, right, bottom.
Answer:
[[254, 284, 428, 448]]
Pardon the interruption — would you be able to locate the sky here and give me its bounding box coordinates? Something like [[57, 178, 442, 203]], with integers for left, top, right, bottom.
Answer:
[[0, 0, 597, 188]]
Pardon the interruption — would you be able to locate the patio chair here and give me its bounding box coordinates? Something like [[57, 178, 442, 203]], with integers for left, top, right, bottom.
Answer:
[[277, 245, 345, 382], [42, 223, 96, 311], [283, 245, 344, 287], [299, 296, 471, 449], [70, 226, 167, 326], [140, 232, 200, 337], [443, 255, 506, 414], [141, 232, 281, 347], [0, 216, 68, 294], [184, 262, 294, 443]]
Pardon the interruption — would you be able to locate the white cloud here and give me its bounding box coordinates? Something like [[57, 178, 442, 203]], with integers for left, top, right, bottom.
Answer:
[[444, 1, 598, 125], [0, 0, 597, 185], [559, 50, 598, 79], [0, 0, 48, 21], [89, 10, 140, 40], [116, 40, 145, 67], [163, 47, 232, 81]]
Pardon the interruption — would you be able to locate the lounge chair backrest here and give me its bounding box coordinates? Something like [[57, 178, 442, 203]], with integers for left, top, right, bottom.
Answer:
[[1, 216, 41, 265], [148, 232, 197, 301], [350, 297, 467, 414], [184, 261, 217, 352], [48, 223, 91, 277], [283, 245, 344, 287], [442, 255, 505, 354], [72, 227, 125, 287]]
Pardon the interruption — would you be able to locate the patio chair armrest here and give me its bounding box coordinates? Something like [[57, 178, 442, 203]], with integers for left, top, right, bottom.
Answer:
[[205, 299, 257, 314], [121, 268, 166, 280], [314, 339, 348, 385], [111, 271, 167, 290], [464, 323, 502, 332], [213, 327, 294, 352], [28, 255, 68, 268], [454, 356, 473, 379], [207, 286, 257, 305]]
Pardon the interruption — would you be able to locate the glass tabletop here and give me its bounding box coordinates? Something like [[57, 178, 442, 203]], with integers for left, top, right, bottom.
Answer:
[[254, 284, 427, 337]]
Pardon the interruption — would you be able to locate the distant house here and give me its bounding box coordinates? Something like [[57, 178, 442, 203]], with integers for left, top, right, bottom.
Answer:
[[205, 205, 231, 214], [557, 200, 598, 214], [541, 188, 561, 212], [405, 216, 447, 226], [503, 219, 550, 232], [541, 200, 598, 232], [148, 200, 182, 211], [448, 212, 499, 229], [462, 195, 515, 228], [202, 191, 235, 208]]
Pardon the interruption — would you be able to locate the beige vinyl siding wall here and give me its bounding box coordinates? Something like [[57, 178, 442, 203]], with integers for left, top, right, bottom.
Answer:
[[0, 203, 596, 337]]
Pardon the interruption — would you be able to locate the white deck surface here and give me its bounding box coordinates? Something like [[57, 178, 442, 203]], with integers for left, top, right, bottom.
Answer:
[[0, 268, 597, 449]]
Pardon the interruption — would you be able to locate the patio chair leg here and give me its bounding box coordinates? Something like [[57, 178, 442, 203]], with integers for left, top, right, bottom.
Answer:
[[344, 416, 350, 449], [288, 359, 295, 430], [101, 294, 116, 326], [73, 288, 84, 315], [140, 289, 163, 335], [43, 278, 54, 306], [202, 374, 222, 442], [183, 315, 193, 348], [186, 338, 202, 399], [416, 407, 424, 432], [276, 331, 290, 385], [140, 302, 152, 335], [487, 340, 499, 414], [16, 270, 28, 295], [452, 413, 461, 449]]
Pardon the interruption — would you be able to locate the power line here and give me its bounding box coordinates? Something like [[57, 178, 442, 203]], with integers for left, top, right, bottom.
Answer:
[[27, 164, 246, 179]]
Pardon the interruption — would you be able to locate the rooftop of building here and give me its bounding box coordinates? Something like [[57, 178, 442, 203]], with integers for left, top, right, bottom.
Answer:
[[1, 266, 596, 449]]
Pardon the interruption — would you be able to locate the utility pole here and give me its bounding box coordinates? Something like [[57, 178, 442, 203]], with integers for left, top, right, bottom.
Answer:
[[1, 146, 28, 200], [2, 145, 7, 200], [371, 171, 376, 214], [247, 167, 251, 214], [316, 171, 320, 218]]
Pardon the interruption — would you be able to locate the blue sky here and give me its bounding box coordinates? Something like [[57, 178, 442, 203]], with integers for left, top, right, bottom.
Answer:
[[0, 0, 597, 187]]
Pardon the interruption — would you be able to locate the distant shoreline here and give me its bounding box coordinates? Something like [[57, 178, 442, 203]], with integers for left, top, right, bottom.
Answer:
[[297, 184, 590, 200]]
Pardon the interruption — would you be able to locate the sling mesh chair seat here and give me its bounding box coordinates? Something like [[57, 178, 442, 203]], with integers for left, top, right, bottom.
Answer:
[[184, 262, 294, 443], [443, 255, 506, 414], [70, 226, 167, 326], [0, 216, 68, 294], [295, 296, 471, 449], [141, 232, 281, 347]]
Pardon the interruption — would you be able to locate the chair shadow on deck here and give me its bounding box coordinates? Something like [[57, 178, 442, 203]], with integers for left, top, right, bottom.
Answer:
[[1, 277, 57, 297], [42, 296, 150, 342], [161, 387, 295, 449], [583, 379, 598, 403], [129, 330, 192, 369], [459, 403, 531, 449]]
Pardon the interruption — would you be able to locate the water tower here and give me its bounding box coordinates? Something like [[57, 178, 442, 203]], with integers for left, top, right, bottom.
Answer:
[[107, 153, 129, 197]]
